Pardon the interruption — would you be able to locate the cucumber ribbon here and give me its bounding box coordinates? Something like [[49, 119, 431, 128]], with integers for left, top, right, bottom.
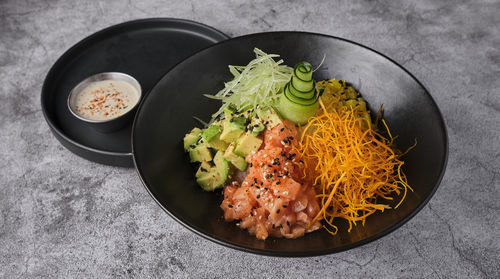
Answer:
[[278, 62, 319, 124]]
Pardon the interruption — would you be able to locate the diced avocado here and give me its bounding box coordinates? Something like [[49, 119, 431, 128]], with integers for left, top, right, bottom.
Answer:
[[249, 117, 265, 137], [189, 143, 212, 163], [207, 136, 229, 151], [201, 125, 229, 151], [196, 151, 229, 191], [234, 132, 263, 157], [257, 108, 282, 129], [196, 161, 213, 177], [202, 125, 222, 142], [252, 125, 265, 137], [224, 144, 248, 171], [183, 127, 202, 150], [220, 116, 246, 143]]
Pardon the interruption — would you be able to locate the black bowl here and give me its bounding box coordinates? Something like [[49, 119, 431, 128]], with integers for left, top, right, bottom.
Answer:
[[132, 32, 448, 256]]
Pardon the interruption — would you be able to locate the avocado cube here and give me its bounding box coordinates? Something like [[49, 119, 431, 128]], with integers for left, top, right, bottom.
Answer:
[[202, 125, 222, 142], [207, 136, 229, 151], [224, 144, 248, 171], [220, 117, 245, 143], [201, 125, 229, 151], [257, 108, 282, 129], [234, 132, 263, 157], [249, 117, 265, 137], [196, 151, 229, 191], [189, 143, 212, 163], [183, 128, 202, 150], [195, 161, 213, 177], [251, 125, 265, 137]]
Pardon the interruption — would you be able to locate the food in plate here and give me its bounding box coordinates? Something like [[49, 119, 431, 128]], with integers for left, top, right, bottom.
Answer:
[[73, 80, 139, 120], [182, 48, 414, 240]]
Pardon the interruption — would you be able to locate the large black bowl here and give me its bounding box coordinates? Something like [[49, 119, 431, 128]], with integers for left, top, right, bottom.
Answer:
[[132, 32, 448, 256]]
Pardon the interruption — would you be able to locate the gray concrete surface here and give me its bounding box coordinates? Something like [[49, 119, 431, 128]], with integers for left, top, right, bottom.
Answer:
[[1, 0, 499, 278]]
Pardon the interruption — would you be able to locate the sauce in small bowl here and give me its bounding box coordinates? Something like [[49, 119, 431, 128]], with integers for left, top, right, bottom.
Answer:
[[68, 72, 141, 133]]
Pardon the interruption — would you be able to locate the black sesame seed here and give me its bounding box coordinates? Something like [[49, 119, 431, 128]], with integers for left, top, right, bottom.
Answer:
[[272, 224, 275, 229], [286, 221, 290, 226], [250, 212, 254, 216], [279, 224, 283, 229], [228, 205, 233, 208], [276, 181, 281, 185], [256, 195, 260, 199], [254, 178, 257, 183], [276, 209, 280, 214], [280, 128, 284, 132], [249, 163, 253, 167], [277, 196, 280, 199], [282, 205, 287, 208]]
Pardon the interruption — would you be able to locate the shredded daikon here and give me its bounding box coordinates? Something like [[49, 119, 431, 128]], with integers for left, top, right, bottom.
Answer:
[[205, 48, 293, 125]]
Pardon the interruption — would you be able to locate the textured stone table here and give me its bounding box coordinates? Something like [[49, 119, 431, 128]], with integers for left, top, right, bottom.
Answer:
[[1, 0, 499, 278]]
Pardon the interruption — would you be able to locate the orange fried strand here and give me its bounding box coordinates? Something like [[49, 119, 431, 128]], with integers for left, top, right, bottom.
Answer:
[[296, 88, 413, 235]]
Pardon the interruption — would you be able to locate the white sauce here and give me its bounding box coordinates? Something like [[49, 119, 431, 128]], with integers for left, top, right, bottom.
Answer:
[[74, 80, 139, 121]]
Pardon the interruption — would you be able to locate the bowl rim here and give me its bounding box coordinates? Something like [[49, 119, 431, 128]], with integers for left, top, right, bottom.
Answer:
[[131, 31, 449, 257]]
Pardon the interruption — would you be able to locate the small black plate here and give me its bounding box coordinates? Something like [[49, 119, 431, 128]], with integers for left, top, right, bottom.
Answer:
[[132, 32, 448, 256], [41, 18, 229, 167]]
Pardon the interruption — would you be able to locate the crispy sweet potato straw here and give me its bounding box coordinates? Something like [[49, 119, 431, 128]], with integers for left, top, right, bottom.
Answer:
[[296, 91, 414, 235]]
